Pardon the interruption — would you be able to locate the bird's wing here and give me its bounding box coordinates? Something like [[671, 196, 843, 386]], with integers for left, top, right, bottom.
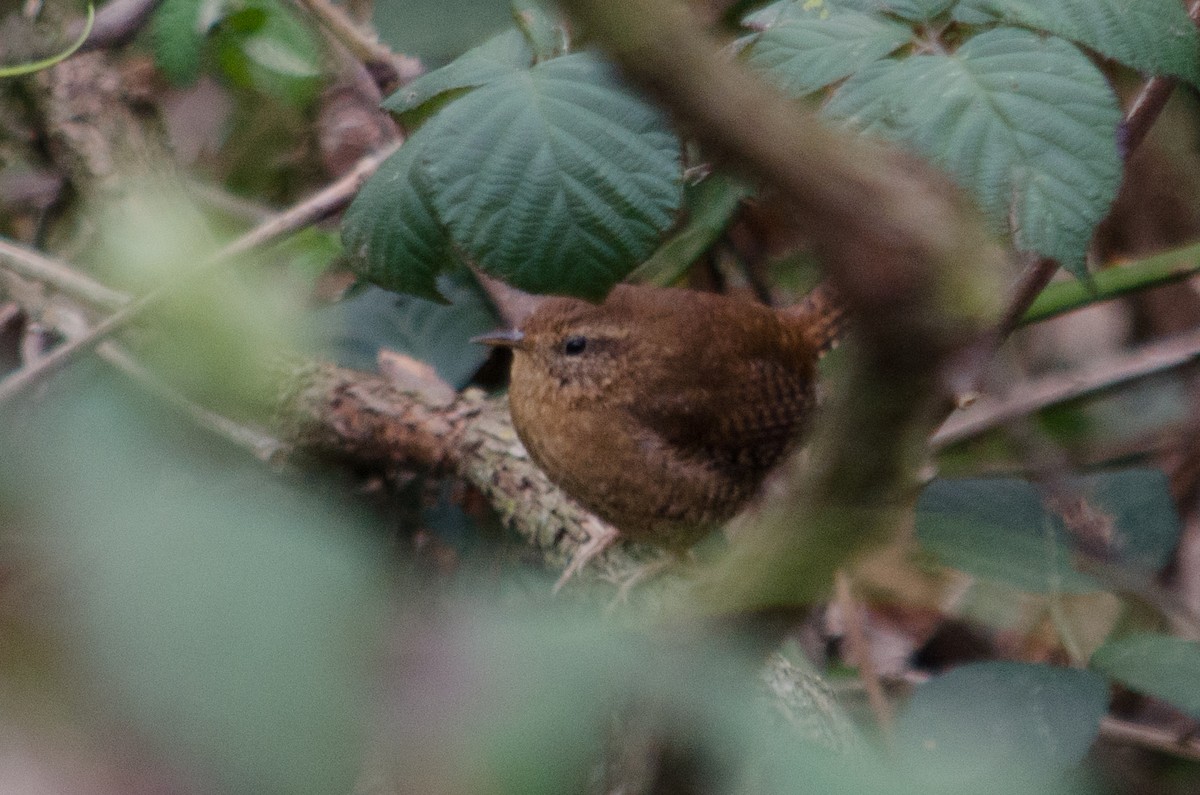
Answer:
[[629, 353, 815, 479]]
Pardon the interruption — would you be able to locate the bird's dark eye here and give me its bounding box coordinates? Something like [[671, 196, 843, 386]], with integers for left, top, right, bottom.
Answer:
[[562, 335, 588, 356]]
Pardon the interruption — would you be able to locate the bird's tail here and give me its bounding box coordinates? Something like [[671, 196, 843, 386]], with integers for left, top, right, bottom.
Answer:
[[783, 283, 846, 356]]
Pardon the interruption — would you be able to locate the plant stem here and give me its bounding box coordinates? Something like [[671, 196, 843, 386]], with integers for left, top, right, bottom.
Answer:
[[1021, 242, 1200, 325]]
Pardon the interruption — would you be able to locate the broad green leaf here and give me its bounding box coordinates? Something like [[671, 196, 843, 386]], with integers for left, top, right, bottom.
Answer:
[[321, 274, 498, 388], [825, 27, 1121, 276], [341, 130, 457, 301], [382, 28, 533, 118], [1091, 633, 1200, 720], [917, 477, 1100, 593], [511, 0, 567, 62], [954, 0, 1200, 88], [745, 0, 954, 29], [421, 53, 683, 299], [837, 0, 955, 20], [898, 662, 1108, 780], [916, 470, 1180, 593], [744, 9, 912, 97], [1080, 468, 1179, 570], [151, 0, 209, 84]]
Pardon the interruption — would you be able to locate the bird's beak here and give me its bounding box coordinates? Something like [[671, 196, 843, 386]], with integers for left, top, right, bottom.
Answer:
[[470, 328, 525, 349]]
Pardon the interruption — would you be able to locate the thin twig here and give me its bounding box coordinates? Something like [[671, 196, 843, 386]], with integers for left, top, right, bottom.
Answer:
[[73, 0, 163, 51], [291, 0, 421, 86], [0, 141, 400, 406], [1100, 716, 1200, 763], [932, 327, 1200, 449], [997, 254, 1058, 339], [96, 340, 288, 461], [0, 237, 129, 311]]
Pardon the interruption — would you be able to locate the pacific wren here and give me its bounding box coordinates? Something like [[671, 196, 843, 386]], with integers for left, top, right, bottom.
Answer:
[[476, 284, 842, 550]]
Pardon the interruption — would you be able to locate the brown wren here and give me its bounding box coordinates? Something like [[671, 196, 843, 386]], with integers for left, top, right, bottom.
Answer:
[[475, 283, 842, 554]]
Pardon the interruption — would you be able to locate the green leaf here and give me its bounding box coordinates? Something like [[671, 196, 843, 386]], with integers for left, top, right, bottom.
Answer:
[[3, 384, 388, 795], [917, 478, 1100, 593], [421, 53, 683, 299], [838, 0, 956, 20], [744, 8, 912, 97], [630, 174, 751, 285], [151, 0, 210, 84], [511, 0, 567, 62], [825, 27, 1121, 277], [916, 470, 1180, 593], [954, 0, 1200, 88], [1091, 633, 1200, 720], [745, 0, 954, 28], [341, 131, 457, 301], [213, 0, 323, 105], [382, 28, 533, 119], [1081, 469, 1179, 571], [321, 274, 498, 388], [898, 662, 1108, 779]]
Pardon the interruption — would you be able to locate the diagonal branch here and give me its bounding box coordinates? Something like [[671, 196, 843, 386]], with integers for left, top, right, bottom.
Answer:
[[0, 141, 400, 406]]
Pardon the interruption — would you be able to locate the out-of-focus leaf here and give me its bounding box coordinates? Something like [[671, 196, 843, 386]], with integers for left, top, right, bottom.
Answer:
[[421, 52, 683, 299], [630, 174, 750, 285], [212, 0, 323, 105], [825, 27, 1121, 277], [320, 272, 497, 388], [1091, 633, 1200, 720], [897, 662, 1108, 781], [150, 0, 213, 84], [954, 0, 1200, 87], [917, 477, 1099, 593], [2, 383, 389, 795], [916, 470, 1180, 593]]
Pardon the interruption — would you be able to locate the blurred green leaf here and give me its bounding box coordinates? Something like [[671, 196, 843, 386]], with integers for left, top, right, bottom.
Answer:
[[3, 383, 389, 795], [916, 470, 1181, 593], [421, 52, 683, 299], [630, 174, 750, 285], [918, 477, 1099, 593], [150, 0, 212, 84], [382, 28, 533, 120], [320, 272, 498, 388], [341, 129, 459, 301], [1091, 633, 1200, 720], [212, 0, 323, 105], [825, 27, 1121, 277], [371, 0, 511, 62], [953, 0, 1200, 87], [897, 662, 1108, 781], [744, 7, 912, 98]]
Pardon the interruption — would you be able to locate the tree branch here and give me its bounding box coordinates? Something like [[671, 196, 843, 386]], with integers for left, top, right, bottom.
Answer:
[[0, 141, 399, 406]]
